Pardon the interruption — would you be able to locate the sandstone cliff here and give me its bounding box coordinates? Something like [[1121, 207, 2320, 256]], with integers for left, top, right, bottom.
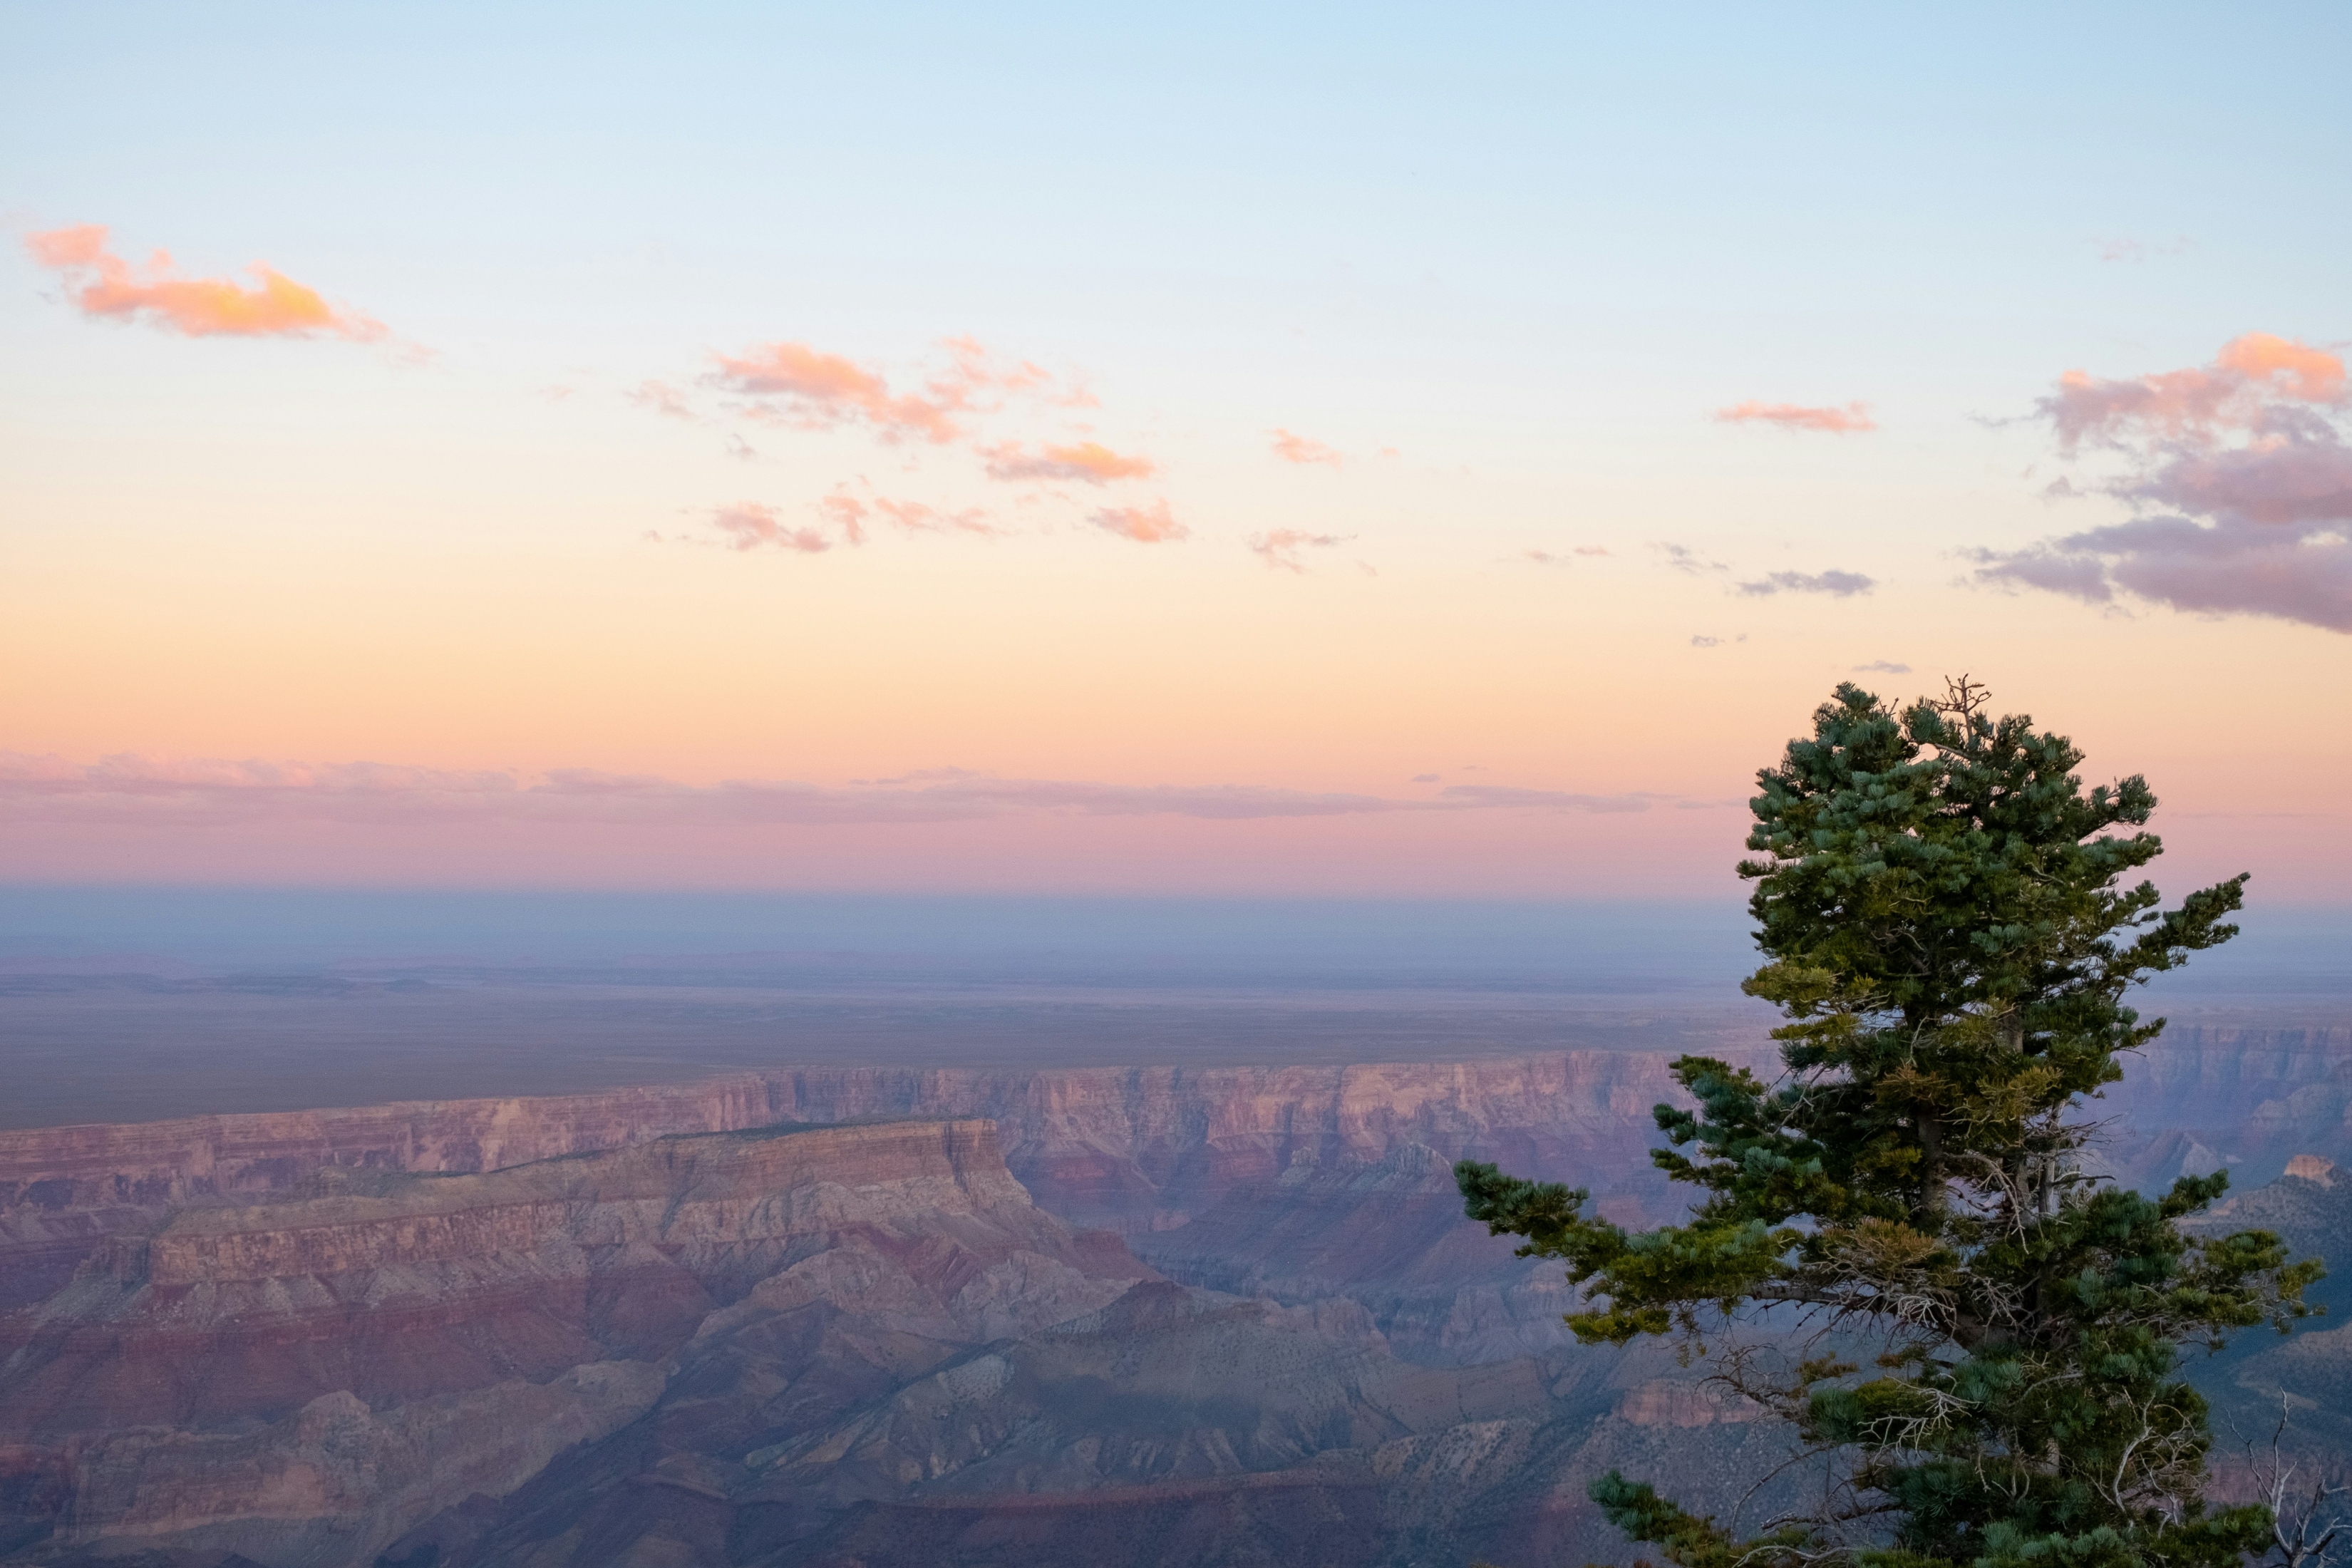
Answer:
[[8, 1028, 2351, 1567], [0, 1050, 1730, 1316], [0, 1119, 1152, 1564]]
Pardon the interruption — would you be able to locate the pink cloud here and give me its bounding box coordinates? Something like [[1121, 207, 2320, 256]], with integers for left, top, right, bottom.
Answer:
[[2038, 333, 2346, 451], [1975, 333, 2352, 632], [25, 224, 386, 341], [873, 497, 1005, 537], [2216, 333, 2346, 402], [627, 380, 694, 419], [708, 341, 961, 444], [984, 440, 1158, 484], [709, 503, 830, 553], [1270, 429, 1343, 467], [704, 334, 1099, 450], [0, 751, 1664, 827], [1249, 530, 1350, 572], [817, 493, 870, 546], [1713, 401, 1876, 434], [1089, 500, 1187, 542], [931, 336, 1062, 404]]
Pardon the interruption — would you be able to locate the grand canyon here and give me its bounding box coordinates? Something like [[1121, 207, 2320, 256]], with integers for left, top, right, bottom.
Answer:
[[6, 1021, 2351, 1568]]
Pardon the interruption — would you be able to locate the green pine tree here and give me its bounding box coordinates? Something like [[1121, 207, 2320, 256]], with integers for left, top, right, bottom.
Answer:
[[1458, 679, 2323, 1568]]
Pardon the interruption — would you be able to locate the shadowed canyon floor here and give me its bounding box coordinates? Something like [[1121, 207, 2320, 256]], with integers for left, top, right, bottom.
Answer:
[[6, 1026, 2352, 1566]]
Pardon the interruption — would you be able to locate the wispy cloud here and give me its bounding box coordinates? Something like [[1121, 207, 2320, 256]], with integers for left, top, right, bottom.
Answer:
[[1249, 530, 1350, 572], [1714, 400, 1876, 434], [2095, 235, 2194, 264], [933, 335, 1083, 406], [1523, 546, 1611, 566], [1270, 428, 1343, 467], [701, 334, 1098, 452], [1653, 542, 1728, 575], [627, 379, 695, 419], [708, 340, 962, 444], [817, 492, 870, 546], [0, 752, 1673, 827], [984, 440, 1157, 484], [709, 503, 830, 553], [1089, 500, 1187, 542], [1737, 569, 1875, 597], [872, 497, 1005, 537], [25, 224, 385, 341], [680, 334, 1145, 548], [1852, 659, 1912, 674], [1435, 785, 1652, 813], [1976, 334, 2352, 633]]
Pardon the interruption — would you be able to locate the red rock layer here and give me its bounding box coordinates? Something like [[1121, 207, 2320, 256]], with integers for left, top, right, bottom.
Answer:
[[0, 1118, 1157, 1563]]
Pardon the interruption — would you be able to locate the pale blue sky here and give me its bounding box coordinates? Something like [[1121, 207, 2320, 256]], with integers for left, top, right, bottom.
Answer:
[[4, 3, 2348, 899]]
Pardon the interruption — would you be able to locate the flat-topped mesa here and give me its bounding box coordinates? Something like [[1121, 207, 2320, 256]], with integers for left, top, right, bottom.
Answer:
[[6, 1028, 2346, 1219], [0, 1053, 1701, 1311], [11, 1033, 2343, 1316], [0, 1071, 794, 1212], [0, 1049, 1721, 1226]]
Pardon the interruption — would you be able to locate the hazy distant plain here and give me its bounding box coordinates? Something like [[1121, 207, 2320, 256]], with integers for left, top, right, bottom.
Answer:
[[4, 888, 2343, 1130]]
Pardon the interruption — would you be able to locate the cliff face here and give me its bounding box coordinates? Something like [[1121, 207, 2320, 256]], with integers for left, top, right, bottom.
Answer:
[[6, 1029, 2350, 1567], [12, 1028, 2341, 1239], [0, 1120, 1152, 1564], [0, 1051, 1721, 1310], [0, 1076, 791, 1313], [1128, 1140, 1582, 1361], [11, 1033, 2342, 1348], [2098, 1024, 2352, 1189]]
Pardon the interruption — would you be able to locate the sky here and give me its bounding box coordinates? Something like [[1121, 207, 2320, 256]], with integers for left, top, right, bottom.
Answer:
[[4, 2, 2349, 904]]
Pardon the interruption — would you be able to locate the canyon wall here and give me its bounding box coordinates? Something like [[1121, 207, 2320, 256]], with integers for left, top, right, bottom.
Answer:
[[7, 1024, 2350, 1566], [0, 1118, 1154, 1564], [9, 1028, 2347, 1319], [0, 1051, 1712, 1319], [0, 1104, 1775, 1568]]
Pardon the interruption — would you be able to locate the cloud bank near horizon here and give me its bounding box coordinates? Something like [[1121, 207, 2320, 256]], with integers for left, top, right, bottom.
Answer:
[[0, 753, 1670, 827]]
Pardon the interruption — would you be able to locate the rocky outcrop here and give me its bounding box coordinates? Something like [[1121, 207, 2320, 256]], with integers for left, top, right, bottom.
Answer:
[[11, 1031, 2344, 1353], [9, 1027, 2352, 1567], [373, 1279, 1696, 1568], [0, 1076, 791, 1313], [0, 1120, 1152, 1564], [13, 1027, 2342, 1271], [2098, 1025, 2352, 1189], [50, 1365, 664, 1567], [0, 1051, 1729, 1314], [1130, 1141, 1582, 1361]]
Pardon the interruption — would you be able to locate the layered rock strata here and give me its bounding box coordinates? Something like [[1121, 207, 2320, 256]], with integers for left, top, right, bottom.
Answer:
[[0, 1119, 1152, 1564], [0, 1051, 1731, 1314]]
